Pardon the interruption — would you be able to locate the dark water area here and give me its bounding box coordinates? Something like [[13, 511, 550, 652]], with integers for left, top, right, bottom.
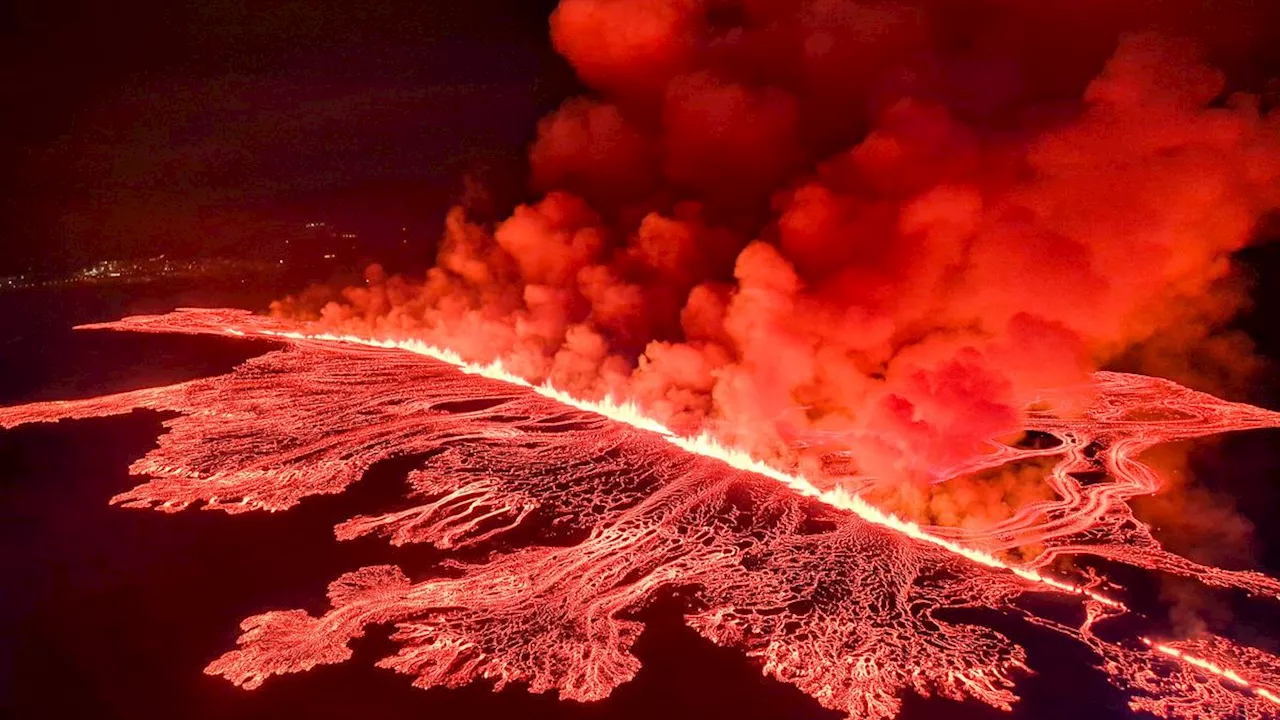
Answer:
[[1, 281, 1278, 719]]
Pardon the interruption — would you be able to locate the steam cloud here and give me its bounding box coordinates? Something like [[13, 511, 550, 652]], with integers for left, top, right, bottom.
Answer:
[[275, 0, 1280, 503]]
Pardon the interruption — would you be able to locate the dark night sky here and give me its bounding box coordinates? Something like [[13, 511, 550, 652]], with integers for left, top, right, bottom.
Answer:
[[2, 0, 573, 274], [5, 1, 1280, 277]]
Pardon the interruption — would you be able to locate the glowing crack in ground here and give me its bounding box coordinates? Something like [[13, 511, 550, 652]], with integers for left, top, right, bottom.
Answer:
[[3, 307, 1280, 719]]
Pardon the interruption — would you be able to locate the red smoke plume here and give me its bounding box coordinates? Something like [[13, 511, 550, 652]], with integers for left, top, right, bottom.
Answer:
[[275, 0, 1280, 496]]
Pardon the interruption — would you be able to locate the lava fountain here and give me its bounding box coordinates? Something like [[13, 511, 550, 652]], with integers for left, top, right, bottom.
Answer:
[[3, 306, 1279, 719]]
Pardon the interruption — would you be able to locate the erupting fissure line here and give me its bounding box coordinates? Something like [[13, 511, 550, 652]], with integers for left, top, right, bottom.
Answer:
[[262, 328, 1123, 609], [1142, 638, 1280, 706]]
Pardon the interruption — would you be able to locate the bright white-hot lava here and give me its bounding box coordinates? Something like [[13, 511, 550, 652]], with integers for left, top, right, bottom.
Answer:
[[3, 307, 1280, 720], [263, 327, 1123, 607]]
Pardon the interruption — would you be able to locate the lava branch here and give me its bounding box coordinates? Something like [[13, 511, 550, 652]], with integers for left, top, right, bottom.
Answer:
[[263, 328, 1124, 609], [1142, 638, 1280, 707]]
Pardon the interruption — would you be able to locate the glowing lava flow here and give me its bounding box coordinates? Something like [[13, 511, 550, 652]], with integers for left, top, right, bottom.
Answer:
[[1142, 638, 1280, 707], [4, 307, 1280, 720], [261, 327, 1124, 609]]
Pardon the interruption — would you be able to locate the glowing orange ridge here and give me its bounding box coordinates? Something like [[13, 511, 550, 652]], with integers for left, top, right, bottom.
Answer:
[[263, 328, 1123, 609], [1142, 638, 1280, 706]]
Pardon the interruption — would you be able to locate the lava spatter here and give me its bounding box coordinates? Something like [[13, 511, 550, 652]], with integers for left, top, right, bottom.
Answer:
[[3, 307, 1280, 720]]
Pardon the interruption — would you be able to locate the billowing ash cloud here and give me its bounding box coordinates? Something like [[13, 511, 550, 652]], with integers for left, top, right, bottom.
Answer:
[[275, 0, 1280, 492]]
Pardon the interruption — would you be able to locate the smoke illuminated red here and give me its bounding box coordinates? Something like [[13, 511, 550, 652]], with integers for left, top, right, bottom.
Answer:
[[3, 307, 1279, 719], [273, 18, 1280, 504]]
